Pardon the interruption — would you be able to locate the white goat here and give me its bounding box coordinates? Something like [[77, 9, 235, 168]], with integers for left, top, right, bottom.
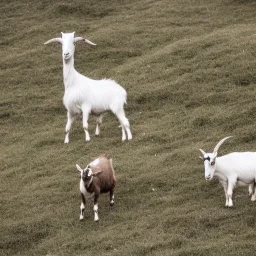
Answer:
[[199, 136, 256, 207], [44, 32, 132, 143], [76, 153, 116, 222]]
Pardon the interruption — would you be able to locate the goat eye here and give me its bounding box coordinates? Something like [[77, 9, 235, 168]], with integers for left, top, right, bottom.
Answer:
[[211, 161, 215, 166]]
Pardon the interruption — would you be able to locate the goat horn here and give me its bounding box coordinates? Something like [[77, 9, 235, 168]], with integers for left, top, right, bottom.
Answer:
[[199, 149, 206, 156], [74, 37, 97, 46], [44, 38, 63, 45], [213, 136, 232, 155]]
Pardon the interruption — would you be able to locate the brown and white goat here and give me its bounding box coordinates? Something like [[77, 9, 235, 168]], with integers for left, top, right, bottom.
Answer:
[[76, 153, 116, 221]]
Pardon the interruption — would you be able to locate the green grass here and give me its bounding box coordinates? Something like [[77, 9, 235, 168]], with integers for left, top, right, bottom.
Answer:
[[1, 0, 256, 255]]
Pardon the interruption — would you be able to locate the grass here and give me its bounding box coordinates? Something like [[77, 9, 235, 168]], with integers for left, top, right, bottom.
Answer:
[[1, 0, 256, 255]]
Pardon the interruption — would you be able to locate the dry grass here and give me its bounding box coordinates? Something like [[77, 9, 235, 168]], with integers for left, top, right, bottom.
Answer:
[[1, 0, 256, 255]]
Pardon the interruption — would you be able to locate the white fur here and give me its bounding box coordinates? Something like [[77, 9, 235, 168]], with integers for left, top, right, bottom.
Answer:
[[110, 195, 115, 205], [44, 32, 132, 143], [200, 137, 256, 207], [88, 169, 93, 177], [79, 179, 94, 199], [93, 204, 99, 222], [80, 202, 85, 220], [90, 158, 100, 167]]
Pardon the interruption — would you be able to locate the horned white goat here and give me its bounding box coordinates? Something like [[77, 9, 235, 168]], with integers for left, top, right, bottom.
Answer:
[[199, 136, 256, 207], [76, 153, 116, 221], [44, 32, 132, 143]]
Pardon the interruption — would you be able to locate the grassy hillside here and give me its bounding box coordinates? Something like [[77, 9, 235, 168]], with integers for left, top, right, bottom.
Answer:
[[1, 0, 256, 255]]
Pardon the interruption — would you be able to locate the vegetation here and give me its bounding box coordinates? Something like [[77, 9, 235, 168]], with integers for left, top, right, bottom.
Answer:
[[1, 0, 255, 255]]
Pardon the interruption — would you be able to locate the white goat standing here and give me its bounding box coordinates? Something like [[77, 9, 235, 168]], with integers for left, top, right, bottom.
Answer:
[[199, 136, 256, 207], [44, 32, 132, 143]]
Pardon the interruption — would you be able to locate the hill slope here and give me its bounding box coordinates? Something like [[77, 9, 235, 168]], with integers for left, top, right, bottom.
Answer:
[[1, 0, 256, 255]]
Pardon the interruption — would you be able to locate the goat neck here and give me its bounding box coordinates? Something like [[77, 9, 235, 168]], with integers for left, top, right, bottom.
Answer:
[[63, 55, 76, 89]]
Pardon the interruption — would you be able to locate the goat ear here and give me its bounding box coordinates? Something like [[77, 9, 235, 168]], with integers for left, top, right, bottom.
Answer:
[[76, 164, 83, 173], [92, 170, 103, 177], [199, 156, 204, 160]]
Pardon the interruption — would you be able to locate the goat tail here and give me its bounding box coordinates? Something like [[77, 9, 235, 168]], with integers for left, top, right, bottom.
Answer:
[[104, 152, 111, 159]]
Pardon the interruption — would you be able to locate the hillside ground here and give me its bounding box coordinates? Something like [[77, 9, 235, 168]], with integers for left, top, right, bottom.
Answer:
[[1, 0, 256, 255]]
